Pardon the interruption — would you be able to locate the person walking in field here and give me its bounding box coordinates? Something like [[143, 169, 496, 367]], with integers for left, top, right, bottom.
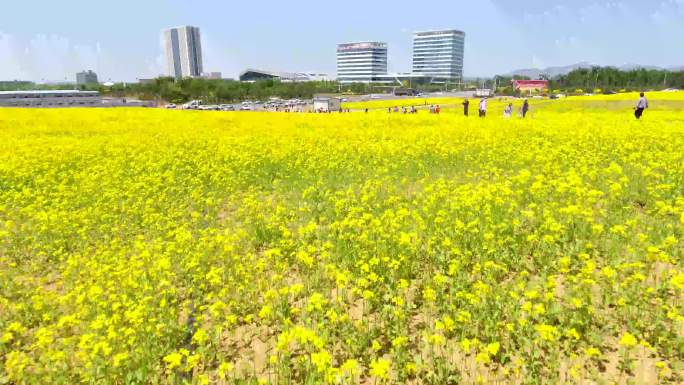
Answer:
[[522, 99, 530, 118], [504, 103, 513, 118], [634, 92, 648, 119], [479, 97, 487, 118], [462, 99, 470, 116]]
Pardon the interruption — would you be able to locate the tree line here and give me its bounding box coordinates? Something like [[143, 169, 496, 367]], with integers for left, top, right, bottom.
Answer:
[[1, 78, 374, 104], [548, 67, 682, 93], [1, 66, 683, 102], [107, 78, 348, 103], [493, 67, 684, 95]]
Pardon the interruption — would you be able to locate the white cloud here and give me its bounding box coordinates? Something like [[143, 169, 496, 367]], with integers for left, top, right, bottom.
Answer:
[[0, 31, 102, 82], [201, 32, 241, 79], [0, 32, 30, 80], [150, 34, 167, 78], [651, 0, 684, 23], [0, 31, 164, 82]]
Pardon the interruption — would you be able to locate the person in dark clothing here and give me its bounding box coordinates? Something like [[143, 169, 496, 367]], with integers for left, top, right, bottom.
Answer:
[[522, 99, 530, 118], [634, 92, 648, 119], [462, 99, 470, 116]]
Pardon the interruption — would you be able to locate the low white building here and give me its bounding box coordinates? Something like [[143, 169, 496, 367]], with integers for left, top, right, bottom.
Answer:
[[203, 72, 222, 79], [313, 96, 341, 112], [0, 90, 102, 107], [301, 73, 329, 82], [239, 69, 329, 83]]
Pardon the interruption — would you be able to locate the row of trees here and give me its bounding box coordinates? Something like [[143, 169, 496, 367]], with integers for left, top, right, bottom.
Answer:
[[103, 78, 347, 104], [2, 67, 683, 102], [492, 67, 684, 95], [0, 81, 61, 91], [1, 78, 378, 104], [550, 67, 683, 91]]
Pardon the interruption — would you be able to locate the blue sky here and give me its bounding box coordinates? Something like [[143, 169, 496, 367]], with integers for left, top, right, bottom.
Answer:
[[1, 0, 682, 82]]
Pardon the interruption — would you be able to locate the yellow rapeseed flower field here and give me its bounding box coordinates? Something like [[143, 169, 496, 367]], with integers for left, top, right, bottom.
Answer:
[[1, 93, 683, 384]]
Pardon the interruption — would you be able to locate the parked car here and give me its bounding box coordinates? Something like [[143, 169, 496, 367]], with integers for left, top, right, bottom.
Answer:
[[164, 103, 177, 109], [240, 105, 253, 111], [182, 100, 201, 109], [220, 104, 235, 111]]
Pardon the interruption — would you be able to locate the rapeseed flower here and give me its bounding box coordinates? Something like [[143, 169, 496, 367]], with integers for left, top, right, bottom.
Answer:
[[369, 358, 391, 381], [2, 95, 683, 384]]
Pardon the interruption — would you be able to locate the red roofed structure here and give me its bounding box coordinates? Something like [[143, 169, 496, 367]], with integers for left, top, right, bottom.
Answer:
[[512, 80, 549, 93]]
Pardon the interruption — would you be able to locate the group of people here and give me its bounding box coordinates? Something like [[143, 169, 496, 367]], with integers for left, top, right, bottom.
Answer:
[[386, 106, 420, 114], [370, 92, 650, 119], [462, 97, 530, 118]]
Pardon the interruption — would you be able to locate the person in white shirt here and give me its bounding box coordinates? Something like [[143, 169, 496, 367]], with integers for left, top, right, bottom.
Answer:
[[479, 97, 487, 118], [634, 92, 648, 119]]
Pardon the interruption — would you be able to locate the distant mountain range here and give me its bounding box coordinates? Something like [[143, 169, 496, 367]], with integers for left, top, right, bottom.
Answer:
[[502, 62, 684, 79]]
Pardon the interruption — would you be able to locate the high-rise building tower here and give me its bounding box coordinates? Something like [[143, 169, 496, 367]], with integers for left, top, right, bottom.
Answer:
[[336, 42, 388, 84], [412, 30, 465, 82], [164, 26, 204, 79], [76, 70, 98, 85]]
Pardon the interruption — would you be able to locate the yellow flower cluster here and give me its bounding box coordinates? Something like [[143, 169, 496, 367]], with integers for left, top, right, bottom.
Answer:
[[1, 92, 683, 384]]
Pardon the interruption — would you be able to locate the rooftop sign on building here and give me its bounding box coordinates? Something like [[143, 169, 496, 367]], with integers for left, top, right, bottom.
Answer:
[[337, 42, 387, 52]]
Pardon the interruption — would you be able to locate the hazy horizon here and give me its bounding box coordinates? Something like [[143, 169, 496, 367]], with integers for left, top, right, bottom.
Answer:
[[1, 0, 683, 82]]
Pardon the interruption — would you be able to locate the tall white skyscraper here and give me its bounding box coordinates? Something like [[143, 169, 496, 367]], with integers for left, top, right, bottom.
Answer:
[[164, 26, 204, 79], [336, 42, 387, 84], [412, 30, 465, 82]]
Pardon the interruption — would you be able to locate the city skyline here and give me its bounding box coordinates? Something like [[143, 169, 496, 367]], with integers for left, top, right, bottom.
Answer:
[[1, 0, 683, 82]]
